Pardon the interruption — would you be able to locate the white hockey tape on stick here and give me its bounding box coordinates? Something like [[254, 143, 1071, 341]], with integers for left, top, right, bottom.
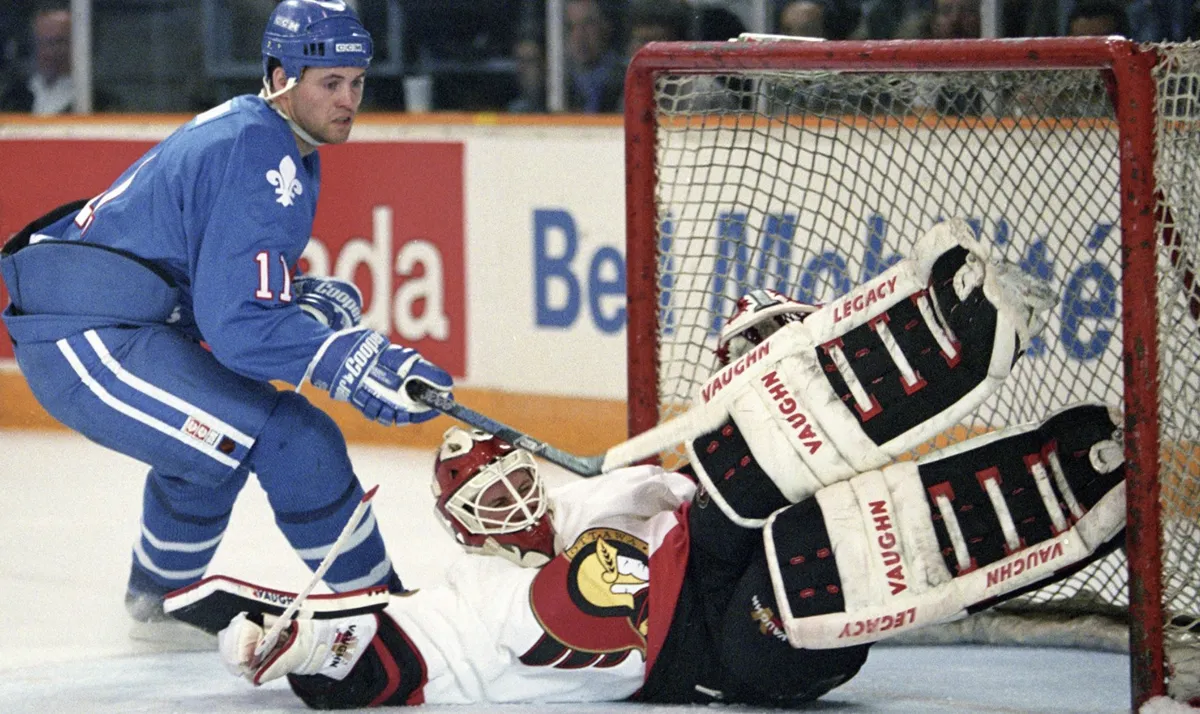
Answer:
[[252, 484, 380, 664]]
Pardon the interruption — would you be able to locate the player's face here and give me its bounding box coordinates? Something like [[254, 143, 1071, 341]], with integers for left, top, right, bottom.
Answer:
[[288, 66, 366, 148], [475, 468, 537, 526]]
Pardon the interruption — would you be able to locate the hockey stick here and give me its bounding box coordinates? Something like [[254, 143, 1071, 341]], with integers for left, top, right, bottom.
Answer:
[[252, 484, 380, 664], [407, 382, 708, 477], [407, 382, 606, 475]]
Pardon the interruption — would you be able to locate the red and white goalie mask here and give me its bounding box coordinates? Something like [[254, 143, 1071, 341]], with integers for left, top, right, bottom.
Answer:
[[716, 288, 819, 366], [432, 427, 555, 568]]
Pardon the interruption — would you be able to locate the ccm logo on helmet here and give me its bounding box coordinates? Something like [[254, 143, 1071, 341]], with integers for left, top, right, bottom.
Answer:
[[336, 42, 365, 53]]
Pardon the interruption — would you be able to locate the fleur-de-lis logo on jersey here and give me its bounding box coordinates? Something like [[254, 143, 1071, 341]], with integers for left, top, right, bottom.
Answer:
[[266, 156, 303, 207]]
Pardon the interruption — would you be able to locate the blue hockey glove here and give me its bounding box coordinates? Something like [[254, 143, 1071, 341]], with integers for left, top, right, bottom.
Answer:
[[306, 328, 453, 425], [293, 276, 363, 332]]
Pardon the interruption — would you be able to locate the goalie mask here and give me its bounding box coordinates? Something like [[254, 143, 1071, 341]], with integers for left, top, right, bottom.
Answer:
[[432, 427, 555, 568], [716, 288, 818, 366]]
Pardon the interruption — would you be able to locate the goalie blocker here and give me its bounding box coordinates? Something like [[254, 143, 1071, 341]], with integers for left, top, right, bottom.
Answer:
[[164, 575, 425, 707], [761, 402, 1125, 649], [688, 219, 1057, 527]]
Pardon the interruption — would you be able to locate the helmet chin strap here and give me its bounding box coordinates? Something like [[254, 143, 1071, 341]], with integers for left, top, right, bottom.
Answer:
[[259, 76, 325, 148]]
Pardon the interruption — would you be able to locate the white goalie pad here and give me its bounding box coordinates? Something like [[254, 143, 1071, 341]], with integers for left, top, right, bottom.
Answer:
[[761, 404, 1126, 649], [685, 219, 1057, 527]]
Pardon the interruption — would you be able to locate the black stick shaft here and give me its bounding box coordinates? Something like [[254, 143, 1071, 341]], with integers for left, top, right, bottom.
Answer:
[[407, 382, 604, 476]]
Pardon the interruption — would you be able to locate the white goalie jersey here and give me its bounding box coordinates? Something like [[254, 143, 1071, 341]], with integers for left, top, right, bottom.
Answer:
[[384, 465, 697, 704]]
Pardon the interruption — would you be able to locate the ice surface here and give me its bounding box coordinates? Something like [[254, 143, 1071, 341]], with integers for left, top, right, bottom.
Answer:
[[0, 429, 1133, 713]]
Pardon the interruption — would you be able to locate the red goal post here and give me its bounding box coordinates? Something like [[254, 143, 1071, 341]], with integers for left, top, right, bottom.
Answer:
[[624, 36, 1198, 708]]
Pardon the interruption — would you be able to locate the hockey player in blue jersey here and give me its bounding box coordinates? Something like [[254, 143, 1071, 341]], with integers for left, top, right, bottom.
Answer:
[[0, 0, 452, 641]]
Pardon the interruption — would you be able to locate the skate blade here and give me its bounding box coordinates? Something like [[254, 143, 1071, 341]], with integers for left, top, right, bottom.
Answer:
[[129, 618, 217, 653]]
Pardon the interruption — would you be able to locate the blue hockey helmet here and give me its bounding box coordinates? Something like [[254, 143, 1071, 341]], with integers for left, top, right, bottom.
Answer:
[[261, 0, 373, 87]]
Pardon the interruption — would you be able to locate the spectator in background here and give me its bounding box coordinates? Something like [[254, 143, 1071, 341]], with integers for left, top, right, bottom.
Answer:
[[777, 0, 861, 40], [1067, 0, 1133, 36], [0, 3, 74, 114], [892, 0, 980, 38], [565, 0, 625, 113], [1058, 1, 1187, 41], [508, 35, 546, 113], [627, 0, 691, 60], [779, 1, 828, 37], [698, 6, 748, 41], [850, 0, 928, 39], [931, 0, 982, 37], [0, 0, 25, 73], [1001, 0, 1061, 37]]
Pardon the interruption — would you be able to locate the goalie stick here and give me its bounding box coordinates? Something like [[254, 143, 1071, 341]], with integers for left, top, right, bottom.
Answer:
[[408, 382, 712, 477], [252, 484, 380, 664]]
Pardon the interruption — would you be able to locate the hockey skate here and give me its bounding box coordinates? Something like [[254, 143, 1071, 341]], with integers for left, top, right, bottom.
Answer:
[[125, 566, 216, 652]]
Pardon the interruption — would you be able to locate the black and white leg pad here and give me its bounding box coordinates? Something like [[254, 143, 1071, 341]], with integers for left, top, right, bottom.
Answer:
[[163, 575, 391, 635], [688, 219, 1057, 526], [762, 403, 1125, 649]]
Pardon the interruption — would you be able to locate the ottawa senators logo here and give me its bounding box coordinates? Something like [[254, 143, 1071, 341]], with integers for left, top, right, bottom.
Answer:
[[520, 528, 651, 669]]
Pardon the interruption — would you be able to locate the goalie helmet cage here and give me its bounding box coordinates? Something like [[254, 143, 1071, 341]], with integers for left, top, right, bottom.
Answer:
[[624, 37, 1200, 709]]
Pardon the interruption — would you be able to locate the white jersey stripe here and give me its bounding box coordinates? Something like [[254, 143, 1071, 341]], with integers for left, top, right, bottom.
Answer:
[[56, 337, 240, 469], [83, 330, 254, 447]]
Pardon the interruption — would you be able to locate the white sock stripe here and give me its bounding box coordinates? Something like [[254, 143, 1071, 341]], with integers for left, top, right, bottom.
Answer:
[[82, 330, 254, 447], [916, 292, 960, 361], [1030, 460, 1070, 533], [980, 476, 1021, 552], [825, 342, 874, 413], [294, 509, 378, 561], [141, 521, 225, 554], [132, 540, 209, 581], [324, 558, 393, 593], [935, 494, 971, 573], [871, 318, 921, 388], [56, 338, 240, 469], [1048, 451, 1086, 520]]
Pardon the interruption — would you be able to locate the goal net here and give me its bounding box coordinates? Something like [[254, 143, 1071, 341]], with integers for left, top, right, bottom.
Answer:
[[623, 36, 1200, 707]]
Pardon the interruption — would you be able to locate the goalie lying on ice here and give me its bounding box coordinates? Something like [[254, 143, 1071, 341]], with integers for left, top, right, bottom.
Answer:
[[168, 404, 1125, 708]]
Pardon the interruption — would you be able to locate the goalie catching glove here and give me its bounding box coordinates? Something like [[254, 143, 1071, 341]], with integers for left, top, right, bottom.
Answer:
[[761, 402, 1125, 649], [687, 218, 1057, 526], [188, 575, 425, 709], [304, 327, 453, 425]]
